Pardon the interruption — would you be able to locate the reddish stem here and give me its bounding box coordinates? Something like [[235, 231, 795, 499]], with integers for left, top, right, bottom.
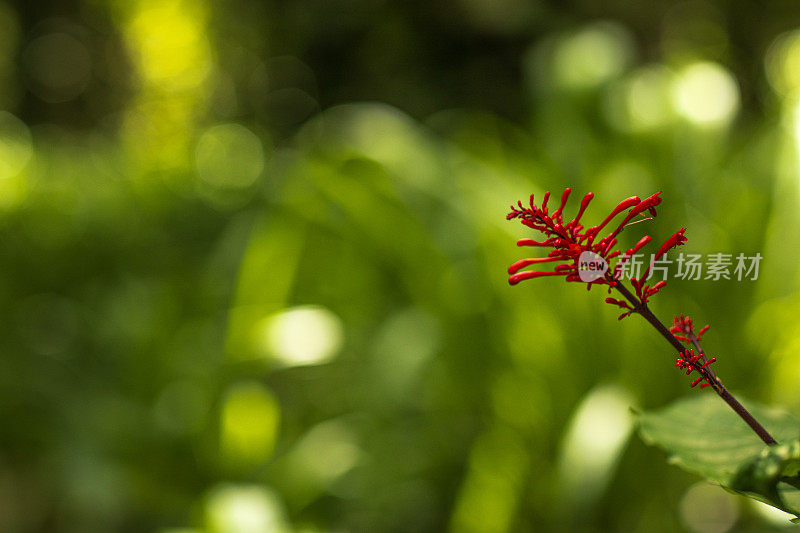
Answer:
[[612, 281, 777, 446]]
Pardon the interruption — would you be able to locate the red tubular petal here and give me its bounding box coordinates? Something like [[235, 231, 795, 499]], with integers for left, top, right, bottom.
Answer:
[[615, 192, 663, 233], [605, 297, 632, 310], [520, 219, 543, 231], [609, 193, 661, 236], [701, 358, 716, 369], [654, 228, 688, 260], [571, 192, 594, 227], [517, 238, 557, 247], [542, 191, 550, 212], [650, 280, 667, 292], [552, 188, 572, 221], [684, 350, 702, 364], [592, 196, 641, 236], [634, 191, 662, 215], [690, 377, 704, 388], [508, 257, 562, 274], [616, 236, 652, 269], [508, 270, 565, 285], [601, 237, 618, 256], [630, 235, 652, 255], [638, 228, 687, 283], [698, 325, 710, 337]]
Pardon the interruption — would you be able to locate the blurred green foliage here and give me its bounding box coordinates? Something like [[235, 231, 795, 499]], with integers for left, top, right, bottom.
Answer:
[[3, 1, 800, 532]]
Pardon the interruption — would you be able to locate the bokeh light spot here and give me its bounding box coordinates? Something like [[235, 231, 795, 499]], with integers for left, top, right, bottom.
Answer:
[[679, 482, 740, 533], [300, 104, 440, 191], [195, 123, 265, 189], [286, 420, 361, 486], [257, 305, 344, 367], [220, 382, 280, 466], [22, 32, 91, 103], [205, 484, 289, 533], [371, 308, 440, 398], [552, 22, 634, 90], [765, 29, 800, 97], [125, 1, 211, 91], [671, 62, 739, 126], [450, 425, 528, 533], [0, 111, 32, 180], [605, 65, 675, 132], [556, 384, 634, 510]]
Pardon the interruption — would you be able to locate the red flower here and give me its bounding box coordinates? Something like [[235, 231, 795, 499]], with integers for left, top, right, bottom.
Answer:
[[507, 188, 687, 310], [675, 349, 716, 389], [670, 314, 710, 344], [505, 190, 776, 443]]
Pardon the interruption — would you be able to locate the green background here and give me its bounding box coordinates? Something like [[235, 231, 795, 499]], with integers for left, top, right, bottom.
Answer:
[[2, 0, 800, 531]]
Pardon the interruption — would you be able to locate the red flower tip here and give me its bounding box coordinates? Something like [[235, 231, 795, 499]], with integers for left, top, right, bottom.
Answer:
[[552, 188, 572, 222], [633, 191, 663, 218], [635, 229, 688, 296], [508, 257, 562, 275], [671, 314, 710, 343], [642, 280, 667, 300], [509, 270, 564, 285], [675, 348, 715, 389], [605, 298, 633, 320], [598, 196, 641, 228]]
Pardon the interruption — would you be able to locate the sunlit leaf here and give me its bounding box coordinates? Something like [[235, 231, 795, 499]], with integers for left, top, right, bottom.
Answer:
[[637, 395, 800, 520]]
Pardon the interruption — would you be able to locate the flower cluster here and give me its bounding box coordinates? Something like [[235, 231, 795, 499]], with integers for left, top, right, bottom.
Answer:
[[506, 188, 687, 309], [675, 349, 716, 388], [670, 314, 710, 344]]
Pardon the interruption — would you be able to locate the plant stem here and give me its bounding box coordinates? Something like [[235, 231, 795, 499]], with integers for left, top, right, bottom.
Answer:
[[613, 281, 777, 446]]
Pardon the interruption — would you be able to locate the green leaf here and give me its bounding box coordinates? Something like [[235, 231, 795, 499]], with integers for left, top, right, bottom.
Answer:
[[636, 394, 800, 519]]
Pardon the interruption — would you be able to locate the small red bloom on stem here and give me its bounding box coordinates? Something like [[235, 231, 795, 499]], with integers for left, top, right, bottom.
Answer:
[[676, 349, 716, 389], [670, 314, 710, 344], [631, 229, 687, 305], [605, 297, 633, 320]]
